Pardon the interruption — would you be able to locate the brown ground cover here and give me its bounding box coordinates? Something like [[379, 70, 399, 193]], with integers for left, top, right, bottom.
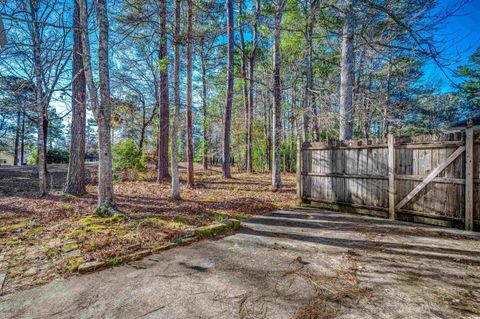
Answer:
[[0, 164, 296, 294]]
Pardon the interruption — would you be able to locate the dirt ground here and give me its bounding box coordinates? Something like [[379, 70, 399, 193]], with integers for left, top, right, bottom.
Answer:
[[0, 164, 296, 294], [1, 208, 479, 319]]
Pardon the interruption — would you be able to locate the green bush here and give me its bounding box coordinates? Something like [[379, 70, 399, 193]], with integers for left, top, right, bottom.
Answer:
[[112, 139, 146, 180], [27, 148, 70, 164]]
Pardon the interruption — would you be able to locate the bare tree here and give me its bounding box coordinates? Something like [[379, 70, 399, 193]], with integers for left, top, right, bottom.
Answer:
[[170, 0, 181, 199], [246, 0, 261, 173], [271, 0, 286, 190], [222, 0, 234, 178], [96, 0, 115, 212], [186, 0, 194, 187], [157, 0, 170, 182], [339, 0, 355, 140], [65, 0, 87, 195]]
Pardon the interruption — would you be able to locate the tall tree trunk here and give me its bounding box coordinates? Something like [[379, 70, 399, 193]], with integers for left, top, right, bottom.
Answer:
[[247, 0, 260, 173], [186, 0, 194, 187], [239, 0, 249, 171], [171, 0, 181, 199], [14, 102, 21, 166], [20, 109, 25, 165], [272, 2, 284, 190], [139, 100, 146, 151], [222, 0, 234, 178], [65, 0, 87, 195], [383, 56, 392, 137], [30, 0, 48, 195], [157, 0, 170, 181], [304, 3, 314, 143], [264, 92, 271, 171], [201, 49, 209, 171], [96, 0, 115, 212], [339, 0, 355, 140]]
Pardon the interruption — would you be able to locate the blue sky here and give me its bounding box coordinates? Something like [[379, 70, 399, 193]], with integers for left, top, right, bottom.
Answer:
[[421, 0, 480, 91]]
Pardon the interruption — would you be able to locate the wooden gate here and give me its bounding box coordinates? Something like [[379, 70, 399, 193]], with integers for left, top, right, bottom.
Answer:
[[299, 128, 479, 230]]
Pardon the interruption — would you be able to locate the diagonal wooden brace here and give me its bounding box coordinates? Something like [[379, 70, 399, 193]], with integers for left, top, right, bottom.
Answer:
[[395, 145, 465, 210]]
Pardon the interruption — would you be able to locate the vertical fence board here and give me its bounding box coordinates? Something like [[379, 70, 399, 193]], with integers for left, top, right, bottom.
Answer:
[[301, 131, 477, 230]]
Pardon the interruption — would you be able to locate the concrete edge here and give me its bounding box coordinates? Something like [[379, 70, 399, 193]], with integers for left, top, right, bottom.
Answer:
[[77, 218, 242, 274]]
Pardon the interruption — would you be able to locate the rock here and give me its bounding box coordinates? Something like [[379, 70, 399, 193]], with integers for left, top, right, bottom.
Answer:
[[78, 261, 105, 273], [0, 273, 6, 291], [24, 267, 38, 276], [64, 249, 81, 259], [224, 219, 241, 230], [62, 242, 78, 253]]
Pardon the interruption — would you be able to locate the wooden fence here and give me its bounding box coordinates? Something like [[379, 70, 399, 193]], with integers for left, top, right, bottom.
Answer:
[[299, 127, 479, 230]]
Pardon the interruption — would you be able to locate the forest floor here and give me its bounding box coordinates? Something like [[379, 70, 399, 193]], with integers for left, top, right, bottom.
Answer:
[[1, 209, 480, 318], [0, 164, 296, 295]]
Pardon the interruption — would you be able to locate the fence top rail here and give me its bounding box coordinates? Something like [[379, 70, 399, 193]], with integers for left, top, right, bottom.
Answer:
[[302, 132, 471, 151], [303, 138, 387, 150]]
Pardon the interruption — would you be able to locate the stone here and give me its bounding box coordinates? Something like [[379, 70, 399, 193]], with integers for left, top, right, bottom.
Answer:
[[224, 219, 241, 230], [78, 261, 105, 273], [24, 267, 38, 276]]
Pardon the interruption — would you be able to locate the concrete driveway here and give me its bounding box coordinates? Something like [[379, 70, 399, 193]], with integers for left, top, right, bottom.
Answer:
[[2, 208, 480, 319]]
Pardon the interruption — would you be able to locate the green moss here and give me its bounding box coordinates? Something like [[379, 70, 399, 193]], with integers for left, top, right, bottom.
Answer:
[[24, 227, 44, 239], [66, 256, 86, 272], [0, 220, 30, 234], [195, 223, 230, 238], [107, 257, 122, 266], [79, 214, 124, 226], [60, 193, 77, 202], [148, 217, 190, 230], [62, 242, 78, 253], [7, 238, 23, 246]]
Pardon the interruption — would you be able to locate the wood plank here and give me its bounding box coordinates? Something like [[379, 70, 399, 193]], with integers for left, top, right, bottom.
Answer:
[[302, 172, 387, 180], [395, 146, 466, 210], [395, 141, 464, 149], [465, 127, 474, 231], [388, 134, 395, 220], [395, 175, 465, 184]]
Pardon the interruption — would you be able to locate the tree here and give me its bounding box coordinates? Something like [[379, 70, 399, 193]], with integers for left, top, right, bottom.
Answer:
[[170, 0, 182, 199], [186, 0, 194, 187], [96, 0, 115, 212], [222, 0, 235, 178], [339, 0, 355, 140], [271, 0, 286, 190], [65, 0, 87, 195], [157, 0, 170, 182], [456, 46, 480, 115], [246, 0, 261, 173]]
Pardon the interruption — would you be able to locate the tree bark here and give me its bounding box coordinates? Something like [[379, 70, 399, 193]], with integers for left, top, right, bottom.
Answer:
[[201, 49, 209, 171], [239, 0, 249, 171], [222, 0, 234, 178], [20, 109, 25, 165], [339, 0, 355, 140], [157, 0, 170, 182], [272, 2, 284, 190], [246, 0, 260, 173], [170, 0, 181, 199], [30, 0, 48, 195], [304, 2, 313, 143], [65, 0, 87, 195], [186, 0, 194, 187], [96, 0, 115, 212], [14, 102, 21, 166]]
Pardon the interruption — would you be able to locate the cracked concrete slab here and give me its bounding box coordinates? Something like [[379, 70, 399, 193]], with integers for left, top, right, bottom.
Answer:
[[1, 209, 480, 318]]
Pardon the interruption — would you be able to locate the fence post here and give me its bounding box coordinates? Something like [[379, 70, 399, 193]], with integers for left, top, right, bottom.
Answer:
[[296, 137, 303, 202], [465, 126, 474, 231], [388, 133, 395, 220]]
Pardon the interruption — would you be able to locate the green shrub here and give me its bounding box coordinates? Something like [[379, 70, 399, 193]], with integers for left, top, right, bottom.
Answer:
[[27, 148, 69, 164], [112, 139, 146, 180]]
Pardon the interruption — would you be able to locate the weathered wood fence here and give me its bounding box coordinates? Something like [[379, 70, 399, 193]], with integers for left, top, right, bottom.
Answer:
[[299, 127, 479, 231]]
